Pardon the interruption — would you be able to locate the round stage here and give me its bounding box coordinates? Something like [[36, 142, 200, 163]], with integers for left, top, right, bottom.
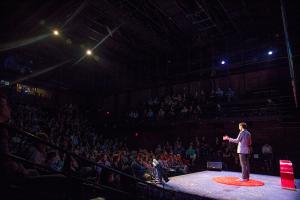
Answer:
[[213, 176, 265, 186]]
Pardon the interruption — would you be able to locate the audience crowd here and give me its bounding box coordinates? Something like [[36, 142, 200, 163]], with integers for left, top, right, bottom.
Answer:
[[7, 92, 192, 186], [2, 89, 275, 188], [127, 87, 235, 122]]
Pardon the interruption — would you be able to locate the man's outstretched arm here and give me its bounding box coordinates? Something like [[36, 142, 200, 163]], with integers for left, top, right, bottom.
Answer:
[[223, 132, 242, 143]]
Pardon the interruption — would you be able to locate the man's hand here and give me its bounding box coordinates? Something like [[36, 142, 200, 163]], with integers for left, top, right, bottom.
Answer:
[[223, 135, 229, 141]]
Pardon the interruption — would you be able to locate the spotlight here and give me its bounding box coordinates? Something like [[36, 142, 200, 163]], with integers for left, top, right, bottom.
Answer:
[[53, 29, 59, 36], [221, 60, 226, 65], [86, 49, 92, 56], [268, 51, 273, 55]]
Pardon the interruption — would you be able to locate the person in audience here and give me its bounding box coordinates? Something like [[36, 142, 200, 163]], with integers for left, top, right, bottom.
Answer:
[[28, 132, 49, 166], [201, 136, 206, 146], [70, 132, 80, 147], [181, 106, 189, 118], [158, 108, 165, 119], [173, 142, 185, 157], [215, 88, 224, 101], [222, 147, 233, 170], [0, 90, 29, 183], [186, 142, 197, 166], [95, 153, 107, 184], [133, 110, 139, 119], [199, 90, 206, 104], [131, 154, 147, 180], [120, 151, 131, 174], [111, 154, 122, 186], [210, 89, 216, 101], [226, 88, 235, 102], [193, 105, 202, 119], [155, 144, 162, 155], [46, 151, 64, 172], [147, 109, 154, 120], [158, 153, 169, 169], [262, 143, 273, 172], [165, 141, 172, 153], [174, 154, 188, 174], [216, 104, 223, 117]]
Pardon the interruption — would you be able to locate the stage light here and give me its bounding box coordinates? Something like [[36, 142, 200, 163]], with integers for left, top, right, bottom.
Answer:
[[268, 51, 273, 55], [221, 60, 226, 65], [53, 29, 59, 36], [86, 49, 92, 56]]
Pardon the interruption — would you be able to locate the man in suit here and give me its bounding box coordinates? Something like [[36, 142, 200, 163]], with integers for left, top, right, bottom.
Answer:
[[223, 122, 252, 181]]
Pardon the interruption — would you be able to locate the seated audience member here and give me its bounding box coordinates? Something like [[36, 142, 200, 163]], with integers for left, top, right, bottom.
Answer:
[[262, 143, 273, 172], [222, 148, 233, 170], [173, 143, 185, 157], [173, 154, 188, 174], [158, 153, 169, 170], [147, 109, 154, 120], [133, 110, 139, 119], [120, 151, 131, 174], [199, 90, 206, 104], [181, 106, 188, 113], [226, 88, 235, 102], [155, 144, 162, 155], [193, 105, 202, 118], [216, 104, 223, 117], [70, 156, 80, 173], [131, 155, 147, 180], [95, 153, 113, 184], [0, 90, 28, 182], [95, 154, 104, 183], [158, 108, 165, 119], [46, 151, 64, 172], [27, 132, 49, 166], [210, 89, 215, 100], [215, 88, 224, 101], [186, 143, 196, 166], [111, 154, 122, 186]]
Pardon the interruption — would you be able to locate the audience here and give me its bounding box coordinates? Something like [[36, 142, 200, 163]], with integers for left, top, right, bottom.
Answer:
[[2, 88, 280, 189], [126, 87, 238, 123], [7, 92, 196, 185]]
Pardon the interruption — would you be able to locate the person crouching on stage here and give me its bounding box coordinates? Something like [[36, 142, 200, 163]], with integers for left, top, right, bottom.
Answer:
[[223, 122, 252, 182], [152, 158, 169, 184]]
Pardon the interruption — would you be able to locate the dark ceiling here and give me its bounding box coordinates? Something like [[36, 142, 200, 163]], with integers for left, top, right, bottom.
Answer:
[[0, 0, 299, 95]]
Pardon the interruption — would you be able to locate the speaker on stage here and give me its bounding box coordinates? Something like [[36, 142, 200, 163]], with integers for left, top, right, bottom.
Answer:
[[207, 161, 222, 171]]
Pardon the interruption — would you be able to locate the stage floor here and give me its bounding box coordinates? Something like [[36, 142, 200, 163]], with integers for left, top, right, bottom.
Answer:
[[163, 171, 300, 200]]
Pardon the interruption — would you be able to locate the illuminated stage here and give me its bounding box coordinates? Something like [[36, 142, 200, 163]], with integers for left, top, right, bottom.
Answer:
[[162, 171, 300, 200]]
